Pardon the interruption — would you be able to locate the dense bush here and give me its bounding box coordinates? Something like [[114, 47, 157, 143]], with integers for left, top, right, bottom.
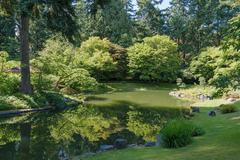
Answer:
[[219, 104, 237, 114], [189, 47, 240, 88], [0, 93, 47, 110], [0, 74, 20, 95], [161, 120, 204, 148], [0, 96, 30, 110], [0, 51, 8, 72], [33, 37, 98, 93], [128, 35, 180, 82], [75, 37, 128, 80]]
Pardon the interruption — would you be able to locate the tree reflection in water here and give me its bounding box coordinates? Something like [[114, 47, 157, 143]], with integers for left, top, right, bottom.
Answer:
[[0, 103, 189, 159]]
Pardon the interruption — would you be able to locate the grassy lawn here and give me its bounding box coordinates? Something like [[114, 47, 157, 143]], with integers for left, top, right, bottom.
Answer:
[[191, 99, 232, 108], [81, 102, 240, 160]]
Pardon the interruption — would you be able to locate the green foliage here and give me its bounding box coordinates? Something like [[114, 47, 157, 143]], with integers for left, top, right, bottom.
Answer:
[[0, 93, 47, 110], [0, 51, 8, 72], [42, 91, 66, 109], [166, 0, 239, 60], [33, 37, 98, 93], [223, 13, 240, 51], [0, 74, 20, 95], [78, 0, 134, 47], [0, 125, 20, 145], [199, 77, 206, 86], [219, 104, 237, 114], [76, 37, 117, 74], [127, 110, 165, 141], [75, 37, 127, 80], [128, 35, 180, 82], [189, 47, 222, 81], [0, 96, 30, 110], [0, 12, 19, 58], [189, 47, 240, 88], [161, 120, 193, 148], [50, 106, 120, 142]]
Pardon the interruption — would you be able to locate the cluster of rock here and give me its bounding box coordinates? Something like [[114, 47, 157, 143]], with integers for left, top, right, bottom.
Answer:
[[80, 136, 162, 158], [99, 137, 161, 151], [225, 97, 239, 103], [169, 91, 185, 98], [169, 91, 212, 102]]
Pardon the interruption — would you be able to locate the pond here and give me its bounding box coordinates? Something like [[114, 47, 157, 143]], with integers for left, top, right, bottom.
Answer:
[[0, 83, 191, 160]]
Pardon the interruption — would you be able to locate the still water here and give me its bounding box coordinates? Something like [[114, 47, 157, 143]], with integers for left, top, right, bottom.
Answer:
[[0, 83, 190, 160]]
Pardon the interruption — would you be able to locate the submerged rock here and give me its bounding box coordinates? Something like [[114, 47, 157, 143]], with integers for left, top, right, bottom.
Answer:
[[127, 144, 138, 148], [100, 145, 114, 151], [191, 106, 200, 113], [144, 141, 156, 147]]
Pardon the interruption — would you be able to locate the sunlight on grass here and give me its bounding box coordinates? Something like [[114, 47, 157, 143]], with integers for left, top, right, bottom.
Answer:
[[191, 99, 231, 108]]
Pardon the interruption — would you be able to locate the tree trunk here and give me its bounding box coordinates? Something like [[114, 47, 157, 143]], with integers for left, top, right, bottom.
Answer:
[[19, 123, 31, 160], [20, 14, 32, 94]]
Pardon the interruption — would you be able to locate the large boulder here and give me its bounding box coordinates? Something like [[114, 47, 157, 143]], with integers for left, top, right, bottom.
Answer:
[[208, 110, 216, 117]]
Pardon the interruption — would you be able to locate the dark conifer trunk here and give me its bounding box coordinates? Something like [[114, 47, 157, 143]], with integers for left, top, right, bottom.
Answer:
[[19, 123, 31, 160], [20, 14, 32, 94]]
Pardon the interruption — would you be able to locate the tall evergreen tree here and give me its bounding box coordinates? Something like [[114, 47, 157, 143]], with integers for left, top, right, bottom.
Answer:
[[135, 0, 165, 39], [78, 0, 135, 47], [166, 0, 238, 58], [0, 0, 77, 94]]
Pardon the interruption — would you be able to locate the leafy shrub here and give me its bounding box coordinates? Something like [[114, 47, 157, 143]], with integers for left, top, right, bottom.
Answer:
[[42, 91, 67, 109], [189, 47, 240, 88], [128, 35, 180, 82], [0, 74, 20, 95], [189, 47, 222, 81], [33, 37, 98, 93], [75, 37, 127, 80], [0, 51, 8, 72], [58, 68, 98, 93], [32, 36, 75, 75], [219, 104, 237, 114], [161, 120, 194, 148], [0, 96, 30, 110]]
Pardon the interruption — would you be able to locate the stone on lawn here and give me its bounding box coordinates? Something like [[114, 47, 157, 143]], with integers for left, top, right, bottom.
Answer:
[[208, 110, 216, 117]]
